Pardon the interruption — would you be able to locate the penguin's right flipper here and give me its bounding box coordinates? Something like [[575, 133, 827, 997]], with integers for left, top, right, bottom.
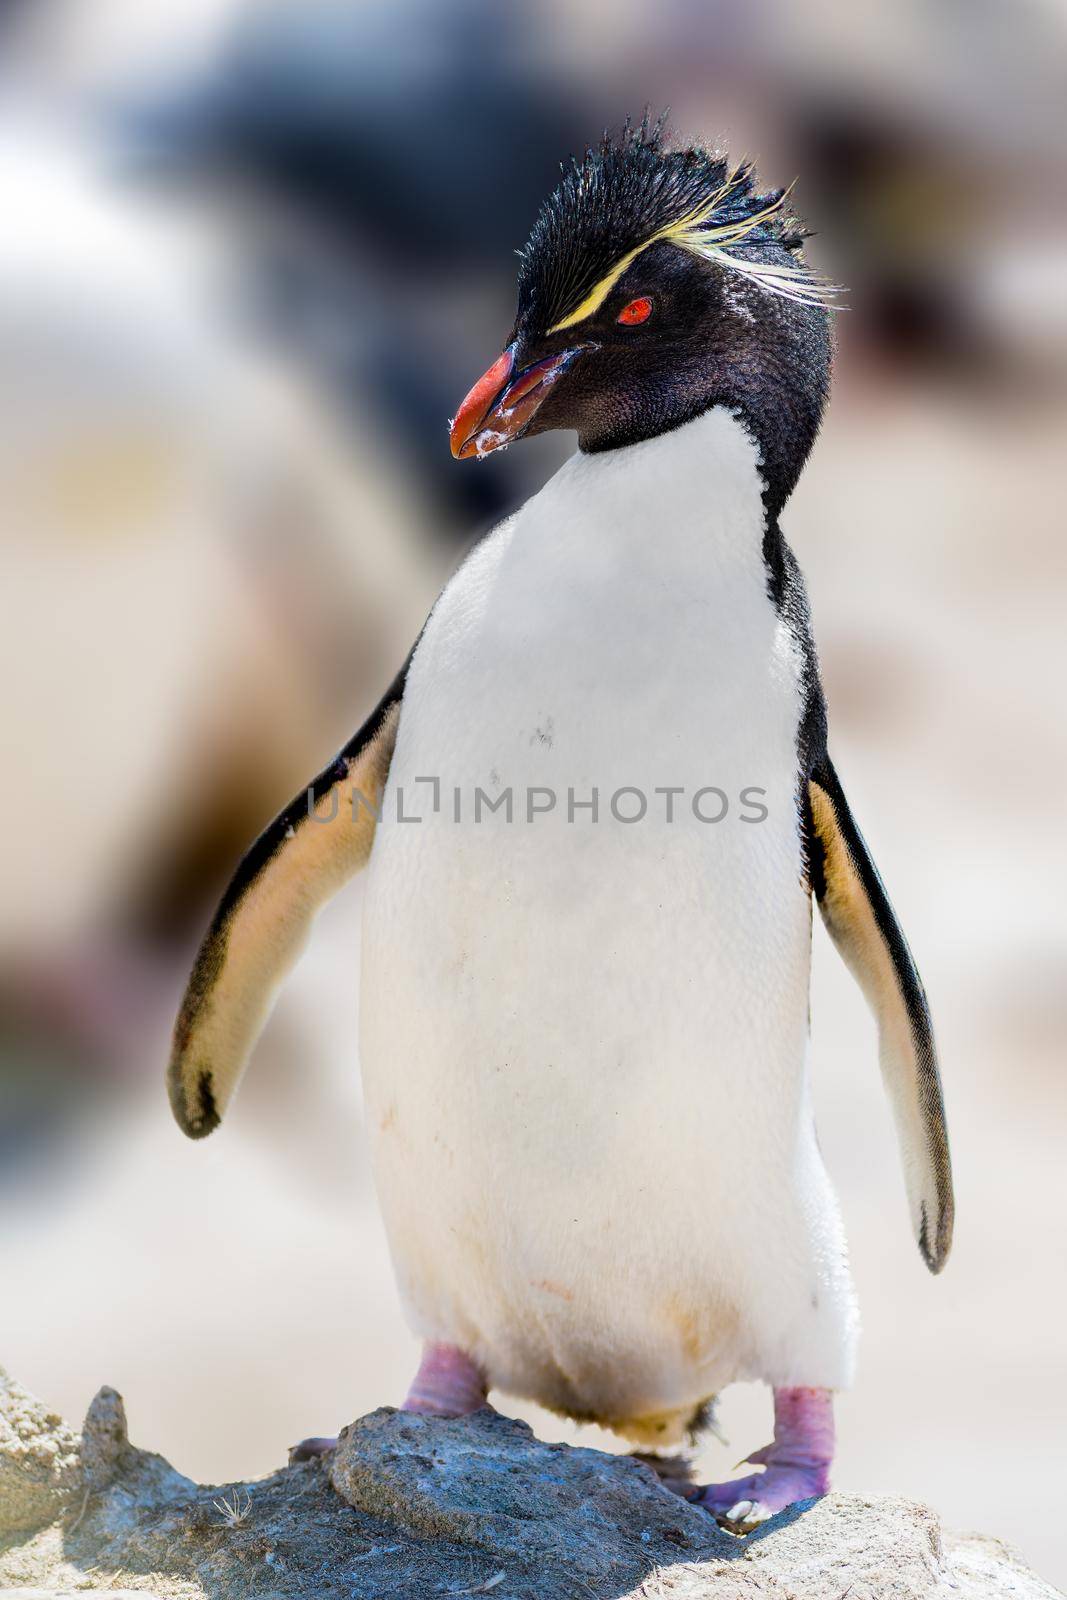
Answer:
[[167, 665, 406, 1139], [807, 757, 954, 1273]]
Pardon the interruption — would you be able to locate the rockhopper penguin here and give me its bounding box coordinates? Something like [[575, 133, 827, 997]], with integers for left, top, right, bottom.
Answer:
[[168, 117, 954, 1526]]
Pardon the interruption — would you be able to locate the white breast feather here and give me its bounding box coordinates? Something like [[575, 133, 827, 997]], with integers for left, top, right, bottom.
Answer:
[[359, 407, 857, 1442]]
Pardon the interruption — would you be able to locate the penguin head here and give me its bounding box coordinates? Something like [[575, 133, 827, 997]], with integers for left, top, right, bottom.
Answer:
[[450, 115, 841, 514]]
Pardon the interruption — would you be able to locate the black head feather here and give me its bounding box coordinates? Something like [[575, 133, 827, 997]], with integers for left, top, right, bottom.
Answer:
[[516, 112, 811, 336], [455, 113, 836, 515]]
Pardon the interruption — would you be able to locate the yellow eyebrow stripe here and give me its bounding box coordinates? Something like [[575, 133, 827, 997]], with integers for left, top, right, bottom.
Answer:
[[545, 188, 729, 334], [544, 169, 813, 335], [547, 240, 656, 334], [547, 189, 729, 331]]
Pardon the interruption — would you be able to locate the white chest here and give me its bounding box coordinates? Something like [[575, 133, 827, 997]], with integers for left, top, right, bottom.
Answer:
[[390, 407, 803, 822], [357, 409, 830, 1421], [365, 407, 810, 1062]]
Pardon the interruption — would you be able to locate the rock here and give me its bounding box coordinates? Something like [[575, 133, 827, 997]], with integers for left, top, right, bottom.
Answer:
[[79, 1386, 130, 1493], [329, 1405, 731, 1582], [0, 1373, 1060, 1599], [0, 1592, 166, 1599], [0, 1368, 81, 1536]]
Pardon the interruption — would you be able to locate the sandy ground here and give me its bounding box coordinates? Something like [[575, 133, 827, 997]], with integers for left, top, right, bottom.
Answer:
[[2, 396, 1065, 1586]]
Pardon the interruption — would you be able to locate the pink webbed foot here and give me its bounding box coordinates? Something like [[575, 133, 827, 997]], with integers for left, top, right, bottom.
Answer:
[[403, 1342, 488, 1417], [690, 1386, 834, 1531]]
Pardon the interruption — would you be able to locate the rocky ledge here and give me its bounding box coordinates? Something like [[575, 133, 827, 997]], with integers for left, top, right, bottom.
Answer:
[[0, 1366, 1059, 1600]]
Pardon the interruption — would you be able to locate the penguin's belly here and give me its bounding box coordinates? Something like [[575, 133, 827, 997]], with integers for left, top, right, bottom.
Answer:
[[360, 415, 855, 1436]]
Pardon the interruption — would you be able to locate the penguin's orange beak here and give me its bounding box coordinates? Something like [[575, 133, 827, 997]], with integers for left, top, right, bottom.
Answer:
[[449, 341, 584, 460]]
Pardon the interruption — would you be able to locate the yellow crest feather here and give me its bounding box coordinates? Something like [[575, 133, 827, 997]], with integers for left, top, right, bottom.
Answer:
[[547, 166, 842, 334]]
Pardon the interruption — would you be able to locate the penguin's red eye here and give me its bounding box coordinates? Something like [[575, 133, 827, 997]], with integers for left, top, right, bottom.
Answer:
[[617, 296, 653, 326]]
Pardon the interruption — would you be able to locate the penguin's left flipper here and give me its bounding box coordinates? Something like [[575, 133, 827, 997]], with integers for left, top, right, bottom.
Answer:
[[167, 665, 406, 1140], [807, 756, 954, 1272]]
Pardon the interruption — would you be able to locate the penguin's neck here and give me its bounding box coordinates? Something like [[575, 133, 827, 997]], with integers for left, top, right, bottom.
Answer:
[[534, 405, 769, 588]]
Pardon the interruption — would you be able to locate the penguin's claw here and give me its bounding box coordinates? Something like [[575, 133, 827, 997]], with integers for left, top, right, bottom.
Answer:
[[688, 1461, 829, 1530]]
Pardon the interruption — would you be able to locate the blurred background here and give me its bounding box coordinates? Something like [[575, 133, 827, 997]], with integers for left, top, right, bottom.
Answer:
[[1, 0, 1065, 1583]]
